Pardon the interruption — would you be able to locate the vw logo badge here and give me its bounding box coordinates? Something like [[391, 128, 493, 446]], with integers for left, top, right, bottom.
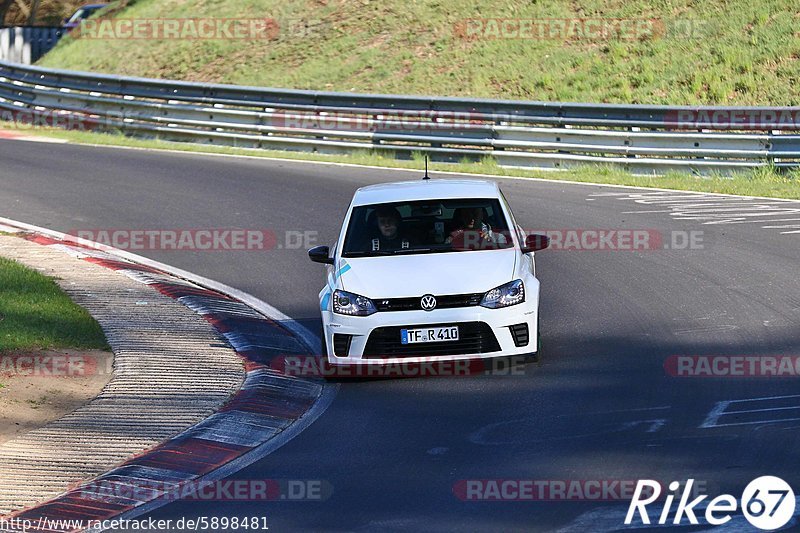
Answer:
[[420, 294, 437, 311]]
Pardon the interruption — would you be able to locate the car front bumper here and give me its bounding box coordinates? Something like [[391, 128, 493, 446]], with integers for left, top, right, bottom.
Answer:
[[321, 302, 538, 365]]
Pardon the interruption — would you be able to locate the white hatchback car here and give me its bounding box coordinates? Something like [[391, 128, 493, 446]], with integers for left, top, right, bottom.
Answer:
[[308, 178, 549, 366]]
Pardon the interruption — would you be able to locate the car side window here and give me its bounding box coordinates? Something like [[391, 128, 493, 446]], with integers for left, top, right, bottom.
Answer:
[[498, 189, 524, 246]]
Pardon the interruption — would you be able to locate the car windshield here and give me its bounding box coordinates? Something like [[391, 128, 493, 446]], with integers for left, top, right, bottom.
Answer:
[[342, 198, 514, 257], [68, 6, 103, 23]]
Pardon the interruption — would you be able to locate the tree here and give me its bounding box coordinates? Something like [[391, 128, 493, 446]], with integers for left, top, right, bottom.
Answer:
[[0, 0, 15, 26], [28, 0, 40, 25], [1, 0, 84, 26]]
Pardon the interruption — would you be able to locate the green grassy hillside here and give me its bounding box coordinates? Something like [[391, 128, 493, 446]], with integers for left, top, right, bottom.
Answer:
[[37, 0, 799, 105]]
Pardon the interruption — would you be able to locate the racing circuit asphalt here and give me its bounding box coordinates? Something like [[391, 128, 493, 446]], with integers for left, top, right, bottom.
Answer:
[[1, 140, 799, 531]]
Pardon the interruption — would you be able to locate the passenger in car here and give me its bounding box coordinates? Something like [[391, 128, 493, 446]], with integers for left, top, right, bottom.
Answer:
[[446, 207, 507, 249]]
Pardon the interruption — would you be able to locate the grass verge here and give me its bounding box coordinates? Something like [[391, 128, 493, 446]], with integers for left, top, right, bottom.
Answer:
[[2, 123, 799, 200], [0, 254, 109, 354]]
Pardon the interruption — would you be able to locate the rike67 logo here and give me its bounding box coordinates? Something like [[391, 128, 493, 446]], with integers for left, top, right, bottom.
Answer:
[[626, 477, 796, 530]]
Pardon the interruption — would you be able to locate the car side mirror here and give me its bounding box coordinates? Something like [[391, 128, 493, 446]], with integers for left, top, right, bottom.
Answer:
[[308, 245, 334, 264], [522, 234, 550, 253]]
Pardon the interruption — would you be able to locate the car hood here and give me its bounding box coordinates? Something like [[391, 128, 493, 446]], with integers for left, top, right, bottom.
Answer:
[[337, 249, 518, 298]]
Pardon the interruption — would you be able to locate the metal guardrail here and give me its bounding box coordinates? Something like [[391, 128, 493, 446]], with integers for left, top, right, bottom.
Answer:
[[1, 60, 798, 175]]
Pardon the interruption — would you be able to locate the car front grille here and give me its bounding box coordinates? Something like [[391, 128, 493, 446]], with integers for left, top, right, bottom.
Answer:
[[363, 322, 501, 358], [373, 293, 483, 312]]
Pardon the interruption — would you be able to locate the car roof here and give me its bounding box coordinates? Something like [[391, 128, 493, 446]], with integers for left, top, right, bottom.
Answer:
[[352, 179, 501, 206]]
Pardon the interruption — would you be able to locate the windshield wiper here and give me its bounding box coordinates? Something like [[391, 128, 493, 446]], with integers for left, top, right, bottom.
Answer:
[[344, 246, 464, 257], [391, 248, 434, 254]]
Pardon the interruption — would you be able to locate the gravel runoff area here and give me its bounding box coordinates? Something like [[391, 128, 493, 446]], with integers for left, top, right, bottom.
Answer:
[[0, 234, 245, 515]]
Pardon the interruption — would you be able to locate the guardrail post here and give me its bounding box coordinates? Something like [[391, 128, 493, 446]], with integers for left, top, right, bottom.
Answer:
[[21, 27, 31, 64], [0, 29, 9, 62], [12, 27, 23, 63]]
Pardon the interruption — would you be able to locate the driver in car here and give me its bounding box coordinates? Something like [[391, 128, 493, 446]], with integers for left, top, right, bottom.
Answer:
[[370, 205, 412, 251]]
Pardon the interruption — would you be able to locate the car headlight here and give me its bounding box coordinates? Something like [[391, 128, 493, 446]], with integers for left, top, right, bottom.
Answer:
[[480, 279, 525, 309], [333, 289, 377, 316]]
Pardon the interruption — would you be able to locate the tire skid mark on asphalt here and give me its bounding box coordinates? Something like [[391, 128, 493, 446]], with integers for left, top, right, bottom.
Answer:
[[468, 406, 672, 446], [672, 324, 739, 335]]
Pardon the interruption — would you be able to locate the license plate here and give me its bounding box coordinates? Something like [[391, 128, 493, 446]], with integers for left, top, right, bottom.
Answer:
[[401, 326, 459, 344]]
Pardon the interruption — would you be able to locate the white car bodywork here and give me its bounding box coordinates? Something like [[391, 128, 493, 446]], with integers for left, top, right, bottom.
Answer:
[[311, 179, 545, 365]]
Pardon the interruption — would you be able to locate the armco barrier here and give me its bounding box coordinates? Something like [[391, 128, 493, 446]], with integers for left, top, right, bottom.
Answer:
[[1, 60, 799, 175]]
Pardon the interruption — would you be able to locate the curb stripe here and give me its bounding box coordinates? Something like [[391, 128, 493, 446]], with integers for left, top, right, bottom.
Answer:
[[0, 227, 332, 532]]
